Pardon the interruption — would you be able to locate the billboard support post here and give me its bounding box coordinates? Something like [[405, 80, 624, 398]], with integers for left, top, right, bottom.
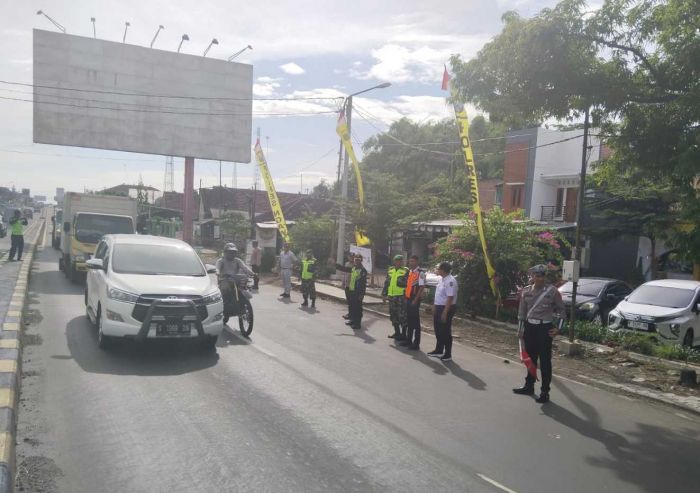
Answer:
[[183, 157, 195, 244]]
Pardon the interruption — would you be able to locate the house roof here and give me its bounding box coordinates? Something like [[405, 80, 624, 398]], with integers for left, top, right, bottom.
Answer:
[[200, 187, 334, 220], [103, 183, 160, 194]]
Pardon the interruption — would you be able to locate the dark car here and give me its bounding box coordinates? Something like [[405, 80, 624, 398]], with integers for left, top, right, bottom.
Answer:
[[559, 277, 632, 325]]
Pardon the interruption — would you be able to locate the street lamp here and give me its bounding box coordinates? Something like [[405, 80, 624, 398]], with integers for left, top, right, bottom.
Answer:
[[90, 17, 96, 38], [203, 38, 219, 57], [177, 34, 189, 53], [150, 25, 164, 48], [122, 21, 130, 43], [36, 10, 66, 33], [227, 44, 253, 62], [335, 82, 392, 265]]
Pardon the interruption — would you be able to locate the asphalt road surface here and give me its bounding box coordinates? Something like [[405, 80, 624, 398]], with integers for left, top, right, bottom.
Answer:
[[16, 238, 700, 492]]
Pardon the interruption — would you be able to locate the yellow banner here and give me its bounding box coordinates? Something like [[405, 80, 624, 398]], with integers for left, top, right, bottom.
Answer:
[[453, 103, 498, 298], [336, 113, 365, 211], [254, 139, 290, 243], [337, 112, 370, 246]]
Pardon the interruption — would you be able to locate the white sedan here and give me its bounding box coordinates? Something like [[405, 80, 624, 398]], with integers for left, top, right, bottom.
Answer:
[[85, 234, 224, 350]]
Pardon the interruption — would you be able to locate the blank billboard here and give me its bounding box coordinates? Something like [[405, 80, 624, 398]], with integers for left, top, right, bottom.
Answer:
[[33, 29, 252, 162]]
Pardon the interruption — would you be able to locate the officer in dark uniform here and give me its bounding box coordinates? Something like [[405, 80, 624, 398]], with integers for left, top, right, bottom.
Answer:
[[336, 254, 368, 330], [513, 264, 566, 403]]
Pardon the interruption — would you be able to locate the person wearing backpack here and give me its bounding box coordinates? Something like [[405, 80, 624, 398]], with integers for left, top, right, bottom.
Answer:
[[513, 264, 566, 403]]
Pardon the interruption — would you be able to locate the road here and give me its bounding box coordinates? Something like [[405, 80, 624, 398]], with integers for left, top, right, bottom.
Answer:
[[16, 235, 700, 493]]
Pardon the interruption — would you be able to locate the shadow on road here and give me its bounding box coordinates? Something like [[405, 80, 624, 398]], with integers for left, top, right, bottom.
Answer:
[[545, 380, 700, 492], [388, 345, 487, 390], [28, 269, 85, 296], [65, 316, 219, 376]]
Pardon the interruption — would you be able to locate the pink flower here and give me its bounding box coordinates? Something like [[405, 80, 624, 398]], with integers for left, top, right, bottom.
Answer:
[[460, 250, 475, 260]]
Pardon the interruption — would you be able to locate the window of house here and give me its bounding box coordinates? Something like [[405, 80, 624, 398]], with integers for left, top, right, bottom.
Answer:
[[511, 185, 523, 208], [555, 188, 565, 216]]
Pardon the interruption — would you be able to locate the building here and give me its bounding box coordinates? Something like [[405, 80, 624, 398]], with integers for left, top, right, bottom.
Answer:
[[55, 187, 65, 204]]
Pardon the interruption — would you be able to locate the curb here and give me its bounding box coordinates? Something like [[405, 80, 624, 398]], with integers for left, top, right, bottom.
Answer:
[[0, 218, 44, 491], [293, 280, 700, 417]]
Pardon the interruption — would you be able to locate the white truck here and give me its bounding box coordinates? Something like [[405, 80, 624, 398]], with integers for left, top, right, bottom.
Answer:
[[59, 192, 138, 281]]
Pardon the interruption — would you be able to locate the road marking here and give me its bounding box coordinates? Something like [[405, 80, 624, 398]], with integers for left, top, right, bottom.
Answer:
[[0, 361, 17, 373], [0, 389, 15, 408], [0, 432, 11, 464], [0, 340, 18, 349], [477, 473, 518, 493]]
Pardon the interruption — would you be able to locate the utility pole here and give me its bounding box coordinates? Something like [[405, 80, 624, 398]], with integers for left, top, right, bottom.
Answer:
[[568, 106, 591, 346], [250, 128, 260, 238]]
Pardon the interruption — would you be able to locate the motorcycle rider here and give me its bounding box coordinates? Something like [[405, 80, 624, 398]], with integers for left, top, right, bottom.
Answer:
[[216, 243, 254, 322]]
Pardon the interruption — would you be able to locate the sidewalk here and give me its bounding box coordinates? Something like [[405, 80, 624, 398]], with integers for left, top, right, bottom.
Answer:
[[290, 278, 700, 416]]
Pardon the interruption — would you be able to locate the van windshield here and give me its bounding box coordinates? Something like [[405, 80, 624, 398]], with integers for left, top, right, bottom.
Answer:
[[112, 243, 205, 276], [75, 214, 133, 244], [627, 285, 696, 309]]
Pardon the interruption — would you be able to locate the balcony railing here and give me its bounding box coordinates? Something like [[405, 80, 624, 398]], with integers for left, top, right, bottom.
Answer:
[[540, 205, 575, 222]]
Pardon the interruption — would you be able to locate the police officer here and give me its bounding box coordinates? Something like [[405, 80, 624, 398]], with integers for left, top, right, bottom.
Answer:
[[399, 255, 426, 350], [300, 249, 317, 308], [382, 254, 409, 340], [336, 254, 367, 330], [513, 264, 566, 403], [278, 243, 298, 298], [8, 210, 28, 262]]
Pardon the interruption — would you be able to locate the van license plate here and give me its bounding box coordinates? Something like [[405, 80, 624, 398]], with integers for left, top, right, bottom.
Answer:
[[154, 323, 192, 336], [627, 321, 648, 330]]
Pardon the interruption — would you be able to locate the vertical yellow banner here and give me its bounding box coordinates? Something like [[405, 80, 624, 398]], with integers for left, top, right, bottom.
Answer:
[[254, 139, 290, 243]]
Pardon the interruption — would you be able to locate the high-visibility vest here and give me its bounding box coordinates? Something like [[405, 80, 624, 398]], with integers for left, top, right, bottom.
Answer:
[[349, 267, 360, 291], [387, 266, 409, 297], [301, 259, 316, 280], [10, 219, 23, 236], [405, 268, 423, 299]]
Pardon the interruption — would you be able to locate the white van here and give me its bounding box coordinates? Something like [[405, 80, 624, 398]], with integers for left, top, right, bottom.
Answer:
[[608, 279, 700, 347]]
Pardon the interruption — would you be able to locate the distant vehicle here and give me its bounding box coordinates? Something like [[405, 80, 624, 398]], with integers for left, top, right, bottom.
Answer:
[[85, 234, 224, 350], [2, 205, 18, 223], [60, 192, 138, 282], [608, 279, 700, 347], [23, 208, 33, 220], [559, 278, 632, 325]]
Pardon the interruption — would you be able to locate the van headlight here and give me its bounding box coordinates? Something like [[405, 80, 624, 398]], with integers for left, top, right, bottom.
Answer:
[[107, 287, 139, 304], [670, 323, 681, 336], [202, 291, 223, 305], [579, 302, 595, 311]]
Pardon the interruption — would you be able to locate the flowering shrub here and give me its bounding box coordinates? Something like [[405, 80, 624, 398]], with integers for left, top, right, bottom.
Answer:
[[434, 208, 569, 315]]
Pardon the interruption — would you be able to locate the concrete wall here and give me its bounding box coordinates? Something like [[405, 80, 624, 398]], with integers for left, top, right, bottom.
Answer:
[[528, 128, 602, 220], [33, 29, 252, 162]]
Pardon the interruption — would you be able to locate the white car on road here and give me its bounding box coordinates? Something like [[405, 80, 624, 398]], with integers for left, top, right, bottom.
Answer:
[[85, 234, 224, 350], [608, 279, 700, 347]]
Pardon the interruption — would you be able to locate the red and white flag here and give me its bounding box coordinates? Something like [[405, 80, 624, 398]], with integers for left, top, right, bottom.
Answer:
[[441, 65, 450, 91]]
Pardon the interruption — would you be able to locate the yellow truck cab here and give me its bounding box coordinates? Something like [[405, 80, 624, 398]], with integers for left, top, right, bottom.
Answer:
[[59, 192, 137, 281]]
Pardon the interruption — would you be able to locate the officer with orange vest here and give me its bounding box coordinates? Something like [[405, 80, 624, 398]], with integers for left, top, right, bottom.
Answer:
[[398, 255, 426, 350], [382, 254, 409, 340]]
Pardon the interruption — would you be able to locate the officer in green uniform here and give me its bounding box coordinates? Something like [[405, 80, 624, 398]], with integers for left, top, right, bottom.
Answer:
[[8, 209, 28, 262], [300, 249, 317, 308], [383, 254, 409, 340]]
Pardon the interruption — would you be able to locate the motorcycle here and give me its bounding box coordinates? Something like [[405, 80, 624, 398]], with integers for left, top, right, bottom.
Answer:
[[219, 274, 254, 337]]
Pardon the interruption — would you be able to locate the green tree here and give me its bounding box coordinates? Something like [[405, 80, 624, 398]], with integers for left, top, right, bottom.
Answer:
[[289, 214, 334, 264], [219, 212, 249, 247], [450, 0, 700, 275]]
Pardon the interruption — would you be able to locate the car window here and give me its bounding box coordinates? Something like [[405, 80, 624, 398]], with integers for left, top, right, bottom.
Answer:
[[607, 283, 630, 297], [627, 285, 696, 309], [94, 241, 108, 260], [560, 280, 607, 297], [112, 243, 205, 276]]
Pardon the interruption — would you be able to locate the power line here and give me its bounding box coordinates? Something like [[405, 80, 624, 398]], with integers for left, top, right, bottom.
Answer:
[[0, 80, 344, 102], [0, 147, 163, 162], [0, 95, 339, 117]]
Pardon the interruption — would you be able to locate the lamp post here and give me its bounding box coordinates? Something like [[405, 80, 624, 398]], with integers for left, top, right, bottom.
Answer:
[[203, 38, 218, 57], [122, 21, 130, 43], [150, 25, 164, 48], [177, 34, 189, 53], [228, 45, 253, 62], [36, 10, 66, 33], [335, 82, 392, 265], [90, 17, 96, 38]]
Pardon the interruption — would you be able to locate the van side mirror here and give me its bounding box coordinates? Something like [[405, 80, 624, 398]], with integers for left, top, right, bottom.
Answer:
[[86, 258, 104, 271], [63, 221, 70, 233], [205, 264, 218, 274]]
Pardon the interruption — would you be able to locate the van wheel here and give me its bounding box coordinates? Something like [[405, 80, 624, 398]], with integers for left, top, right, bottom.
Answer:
[[682, 329, 694, 348]]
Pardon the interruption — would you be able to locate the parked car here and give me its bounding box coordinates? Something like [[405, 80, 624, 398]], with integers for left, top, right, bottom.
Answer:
[[559, 278, 632, 325], [608, 279, 700, 347], [84, 234, 224, 350]]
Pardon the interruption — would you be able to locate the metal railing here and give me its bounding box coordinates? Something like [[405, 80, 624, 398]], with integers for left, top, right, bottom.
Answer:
[[540, 205, 573, 222]]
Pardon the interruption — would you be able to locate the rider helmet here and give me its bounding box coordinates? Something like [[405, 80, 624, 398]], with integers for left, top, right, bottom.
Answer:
[[224, 243, 238, 253]]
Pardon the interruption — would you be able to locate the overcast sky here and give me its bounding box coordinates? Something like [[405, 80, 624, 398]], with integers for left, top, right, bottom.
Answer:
[[1, 0, 559, 200]]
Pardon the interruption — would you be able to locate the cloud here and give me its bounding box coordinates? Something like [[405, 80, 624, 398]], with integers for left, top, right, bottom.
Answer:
[[257, 76, 283, 83], [253, 81, 281, 97], [280, 62, 305, 75]]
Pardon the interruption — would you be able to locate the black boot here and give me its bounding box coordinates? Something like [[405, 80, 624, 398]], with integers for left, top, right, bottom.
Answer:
[[536, 392, 550, 403], [512, 385, 535, 395], [301, 298, 308, 307], [311, 299, 316, 308]]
